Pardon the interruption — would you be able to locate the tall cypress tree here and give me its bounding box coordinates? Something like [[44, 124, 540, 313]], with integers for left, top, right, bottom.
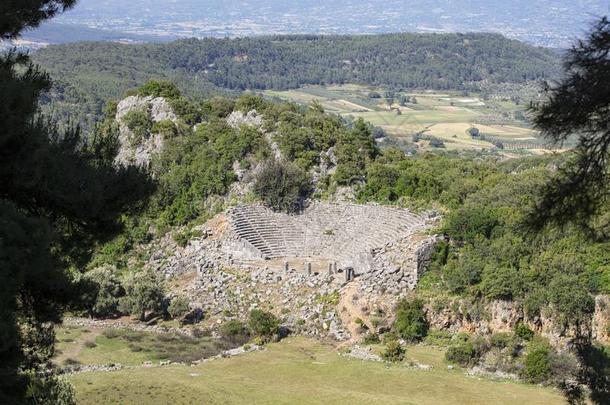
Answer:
[[0, 2, 153, 403]]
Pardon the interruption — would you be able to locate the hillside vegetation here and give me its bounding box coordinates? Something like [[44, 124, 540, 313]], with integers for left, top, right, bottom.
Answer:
[[33, 33, 560, 130], [71, 82, 610, 401], [90, 84, 609, 334]]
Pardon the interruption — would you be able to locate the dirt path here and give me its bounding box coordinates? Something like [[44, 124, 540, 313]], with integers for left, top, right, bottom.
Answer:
[[337, 281, 370, 344]]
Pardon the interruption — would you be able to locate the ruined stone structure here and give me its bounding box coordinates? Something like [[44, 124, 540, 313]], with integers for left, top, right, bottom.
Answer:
[[224, 202, 435, 276], [145, 202, 440, 341]]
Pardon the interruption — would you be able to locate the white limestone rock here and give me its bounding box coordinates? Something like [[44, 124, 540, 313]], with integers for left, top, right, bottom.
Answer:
[[226, 109, 263, 128], [114, 96, 178, 169]]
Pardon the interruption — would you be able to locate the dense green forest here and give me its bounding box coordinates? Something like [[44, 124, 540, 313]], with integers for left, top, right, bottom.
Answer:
[[33, 33, 560, 131]]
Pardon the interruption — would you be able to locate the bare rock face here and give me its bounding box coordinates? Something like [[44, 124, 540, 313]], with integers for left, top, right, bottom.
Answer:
[[529, 311, 592, 350], [311, 147, 337, 191], [226, 110, 263, 128], [426, 298, 594, 350], [226, 109, 281, 161], [593, 295, 610, 343], [488, 299, 524, 331], [319, 147, 337, 177], [114, 96, 178, 169]]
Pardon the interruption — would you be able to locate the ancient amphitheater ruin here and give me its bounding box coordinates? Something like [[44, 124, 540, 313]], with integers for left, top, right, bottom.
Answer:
[[223, 202, 437, 279], [152, 201, 441, 340]]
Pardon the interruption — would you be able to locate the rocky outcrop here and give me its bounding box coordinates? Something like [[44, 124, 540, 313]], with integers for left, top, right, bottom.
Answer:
[[226, 110, 263, 128], [342, 345, 382, 362], [114, 96, 178, 169], [425, 298, 600, 350], [312, 147, 338, 188]]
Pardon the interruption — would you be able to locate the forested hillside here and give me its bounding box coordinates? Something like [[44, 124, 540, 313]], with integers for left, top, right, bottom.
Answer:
[[33, 33, 560, 131], [77, 84, 608, 400]]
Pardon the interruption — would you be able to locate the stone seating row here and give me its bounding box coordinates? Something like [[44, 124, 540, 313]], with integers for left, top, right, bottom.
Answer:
[[227, 203, 428, 260]]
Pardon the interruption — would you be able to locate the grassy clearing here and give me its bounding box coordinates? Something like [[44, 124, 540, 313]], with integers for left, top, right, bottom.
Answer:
[[54, 326, 233, 367], [68, 337, 565, 404]]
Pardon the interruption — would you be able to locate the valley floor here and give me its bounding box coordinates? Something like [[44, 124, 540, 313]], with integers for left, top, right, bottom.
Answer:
[[66, 336, 565, 404]]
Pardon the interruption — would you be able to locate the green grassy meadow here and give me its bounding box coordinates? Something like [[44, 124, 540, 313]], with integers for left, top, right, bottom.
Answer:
[[66, 336, 565, 404], [55, 325, 233, 367]]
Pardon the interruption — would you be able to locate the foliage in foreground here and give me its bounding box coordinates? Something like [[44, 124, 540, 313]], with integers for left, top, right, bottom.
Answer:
[[0, 1, 153, 402], [530, 17, 610, 234]]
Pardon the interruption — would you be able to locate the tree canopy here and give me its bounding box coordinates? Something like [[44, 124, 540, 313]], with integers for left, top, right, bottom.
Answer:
[[0, 1, 153, 402], [0, 0, 76, 39], [530, 17, 610, 235]]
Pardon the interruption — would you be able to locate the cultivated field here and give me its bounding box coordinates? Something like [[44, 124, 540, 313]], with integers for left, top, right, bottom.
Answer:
[[58, 327, 565, 404], [263, 85, 551, 153]]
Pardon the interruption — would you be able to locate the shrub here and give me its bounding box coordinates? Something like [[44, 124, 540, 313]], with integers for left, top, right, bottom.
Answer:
[[24, 373, 77, 405], [253, 159, 311, 213], [467, 127, 480, 138], [63, 358, 81, 366], [356, 320, 369, 334], [490, 332, 513, 349], [248, 309, 280, 339], [429, 138, 445, 148], [102, 329, 120, 339], [393, 299, 428, 342], [381, 331, 399, 344], [445, 341, 477, 367], [128, 344, 143, 352], [521, 338, 552, 383], [82, 265, 125, 318], [169, 98, 202, 124], [220, 320, 250, 344], [444, 207, 499, 245], [382, 340, 406, 362], [83, 341, 97, 349], [363, 333, 381, 345], [137, 80, 181, 99], [524, 289, 547, 318], [172, 228, 203, 248], [151, 120, 178, 138], [119, 270, 165, 321], [480, 265, 521, 300], [235, 94, 267, 113], [442, 252, 484, 294], [547, 275, 595, 326], [168, 295, 190, 319], [444, 334, 488, 367], [122, 108, 152, 142], [515, 323, 535, 341], [424, 329, 453, 346]]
